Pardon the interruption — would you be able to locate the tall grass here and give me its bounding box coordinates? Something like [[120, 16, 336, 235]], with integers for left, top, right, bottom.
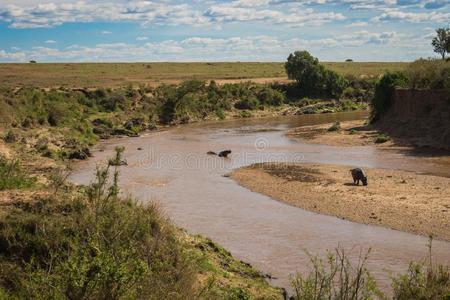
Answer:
[[0, 155, 36, 190]]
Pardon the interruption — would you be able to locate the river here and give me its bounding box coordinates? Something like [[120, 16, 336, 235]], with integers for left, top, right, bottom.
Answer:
[[70, 111, 450, 294]]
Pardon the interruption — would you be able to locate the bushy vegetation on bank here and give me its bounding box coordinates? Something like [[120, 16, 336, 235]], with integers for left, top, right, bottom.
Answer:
[[0, 150, 282, 299], [0, 78, 369, 161], [371, 59, 450, 121], [291, 241, 450, 300]]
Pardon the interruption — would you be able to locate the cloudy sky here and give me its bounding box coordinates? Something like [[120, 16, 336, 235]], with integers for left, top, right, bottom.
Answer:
[[0, 0, 449, 62]]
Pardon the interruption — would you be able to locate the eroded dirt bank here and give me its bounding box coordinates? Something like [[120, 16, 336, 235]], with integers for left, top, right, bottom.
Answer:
[[232, 162, 450, 241]]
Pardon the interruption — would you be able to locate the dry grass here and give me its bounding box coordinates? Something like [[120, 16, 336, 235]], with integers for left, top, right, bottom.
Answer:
[[0, 62, 407, 88]]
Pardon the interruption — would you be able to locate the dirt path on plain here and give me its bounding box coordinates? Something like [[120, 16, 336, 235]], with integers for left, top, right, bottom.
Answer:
[[232, 162, 450, 241]]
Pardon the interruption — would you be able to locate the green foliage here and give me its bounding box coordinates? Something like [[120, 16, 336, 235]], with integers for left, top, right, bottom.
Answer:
[[0, 155, 36, 190], [375, 133, 390, 144], [291, 248, 382, 300], [234, 96, 260, 110], [216, 108, 226, 120], [239, 110, 252, 118], [285, 50, 348, 99], [371, 71, 409, 122], [406, 59, 450, 89], [392, 239, 450, 300], [431, 27, 450, 60], [257, 87, 285, 106], [328, 122, 341, 132], [392, 262, 450, 300], [0, 149, 197, 299]]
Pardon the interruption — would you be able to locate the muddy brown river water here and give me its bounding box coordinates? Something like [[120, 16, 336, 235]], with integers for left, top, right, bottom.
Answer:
[[70, 111, 450, 294]]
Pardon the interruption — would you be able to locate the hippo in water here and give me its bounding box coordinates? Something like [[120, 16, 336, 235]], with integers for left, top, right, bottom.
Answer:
[[207, 150, 232, 158], [218, 150, 232, 158], [350, 168, 367, 186]]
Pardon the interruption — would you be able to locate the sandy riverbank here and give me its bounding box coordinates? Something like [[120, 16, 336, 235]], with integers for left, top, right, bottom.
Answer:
[[286, 119, 450, 166], [287, 119, 395, 147], [232, 163, 450, 241]]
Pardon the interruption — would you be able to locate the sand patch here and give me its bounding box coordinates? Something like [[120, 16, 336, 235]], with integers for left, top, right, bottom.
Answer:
[[232, 163, 450, 241]]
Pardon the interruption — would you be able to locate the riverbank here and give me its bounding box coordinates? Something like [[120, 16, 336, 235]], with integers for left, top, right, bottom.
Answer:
[[286, 119, 450, 167], [0, 140, 283, 299], [232, 162, 450, 241], [287, 119, 396, 147]]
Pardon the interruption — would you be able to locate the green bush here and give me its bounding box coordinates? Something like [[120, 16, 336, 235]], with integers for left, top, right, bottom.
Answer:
[[234, 95, 260, 110], [0, 149, 197, 299], [257, 87, 285, 106], [375, 133, 390, 144], [392, 239, 450, 300], [215, 108, 226, 120], [0, 155, 36, 190], [291, 248, 382, 300], [239, 110, 252, 118], [371, 72, 408, 122], [406, 59, 450, 89], [328, 122, 341, 132]]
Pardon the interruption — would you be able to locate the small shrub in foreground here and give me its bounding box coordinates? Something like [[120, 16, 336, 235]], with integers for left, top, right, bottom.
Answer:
[[291, 247, 382, 300], [392, 238, 450, 300]]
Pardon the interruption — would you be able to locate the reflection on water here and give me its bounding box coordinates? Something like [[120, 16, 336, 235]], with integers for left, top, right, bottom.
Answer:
[[70, 111, 450, 294]]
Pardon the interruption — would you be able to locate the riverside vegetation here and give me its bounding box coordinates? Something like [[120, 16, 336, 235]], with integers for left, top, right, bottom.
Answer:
[[0, 149, 282, 299], [1, 51, 449, 299], [0, 59, 369, 161]]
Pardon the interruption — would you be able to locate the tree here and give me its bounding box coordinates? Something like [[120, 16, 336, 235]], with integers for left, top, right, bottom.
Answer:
[[285, 50, 347, 98], [285, 51, 322, 90], [432, 27, 450, 60]]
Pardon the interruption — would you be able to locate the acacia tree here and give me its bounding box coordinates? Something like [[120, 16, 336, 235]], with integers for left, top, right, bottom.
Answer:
[[432, 27, 450, 60], [285, 50, 347, 98]]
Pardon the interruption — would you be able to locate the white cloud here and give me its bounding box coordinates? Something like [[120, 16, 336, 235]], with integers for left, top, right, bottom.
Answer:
[[205, 4, 345, 26], [372, 8, 450, 23], [136, 36, 148, 41], [101, 31, 112, 34], [45, 40, 57, 43], [0, 31, 416, 63], [0, 1, 210, 29], [346, 21, 368, 27]]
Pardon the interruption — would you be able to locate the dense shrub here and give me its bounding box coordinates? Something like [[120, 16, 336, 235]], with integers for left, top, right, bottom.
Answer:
[[0, 150, 197, 299], [371, 71, 408, 122], [234, 95, 260, 110], [257, 87, 285, 106]]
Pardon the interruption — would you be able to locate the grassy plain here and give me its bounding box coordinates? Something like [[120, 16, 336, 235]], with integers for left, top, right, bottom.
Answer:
[[0, 62, 407, 88]]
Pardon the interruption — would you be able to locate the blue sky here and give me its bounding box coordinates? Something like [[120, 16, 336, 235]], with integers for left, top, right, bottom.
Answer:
[[0, 0, 449, 62]]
